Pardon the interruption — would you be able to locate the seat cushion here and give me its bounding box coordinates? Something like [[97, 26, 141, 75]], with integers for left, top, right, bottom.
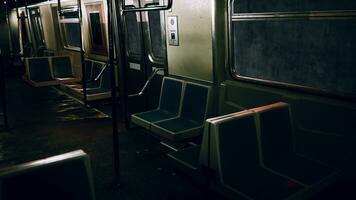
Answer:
[[134, 110, 177, 124], [153, 117, 201, 133], [52, 57, 74, 78], [264, 155, 336, 185], [222, 166, 303, 200], [86, 88, 111, 95]]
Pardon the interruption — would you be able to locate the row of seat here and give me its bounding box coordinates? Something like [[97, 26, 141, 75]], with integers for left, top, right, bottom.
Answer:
[[23, 56, 80, 87], [132, 77, 212, 141], [60, 59, 112, 101], [169, 102, 339, 199]]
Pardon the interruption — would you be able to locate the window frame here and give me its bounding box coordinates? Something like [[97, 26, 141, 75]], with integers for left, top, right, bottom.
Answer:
[[28, 7, 45, 49], [123, 11, 143, 60], [145, 9, 166, 65], [228, 0, 356, 101], [85, 2, 108, 56], [58, 6, 81, 52]]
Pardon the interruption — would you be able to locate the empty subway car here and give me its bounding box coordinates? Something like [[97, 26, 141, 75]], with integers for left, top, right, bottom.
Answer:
[[0, 0, 355, 199]]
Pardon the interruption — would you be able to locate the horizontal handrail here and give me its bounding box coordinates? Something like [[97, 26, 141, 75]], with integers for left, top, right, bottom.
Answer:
[[122, 0, 172, 13], [128, 68, 164, 98]]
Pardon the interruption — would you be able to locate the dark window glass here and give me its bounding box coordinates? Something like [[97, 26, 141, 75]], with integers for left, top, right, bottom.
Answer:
[[148, 11, 165, 59], [29, 8, 45, 47], [125, 12, 142, 56], [89, 13, 103, 46], [233, 0, 356, 13], [232, 19, 356, 96], [62, 22, 81, 48], [59, 6, 81, 49]]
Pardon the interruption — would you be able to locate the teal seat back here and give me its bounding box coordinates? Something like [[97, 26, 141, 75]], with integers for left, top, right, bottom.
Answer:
[[0, 150, 95, 200], [28, 58, 53, 82], [259, 105, 294, 163], [217, 114, 259, 175], [180, 83, 209, 124], [91, 62, 104, 81], [52, 57, 73, 78], [159, 78, 183, 114], [84, 60, 93, 81], [100, 65, 111, 90]]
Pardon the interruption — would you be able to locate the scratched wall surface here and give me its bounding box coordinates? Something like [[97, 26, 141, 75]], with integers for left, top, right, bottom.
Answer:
[[232, 19, 356, 96], [233, 0, 356, 13]]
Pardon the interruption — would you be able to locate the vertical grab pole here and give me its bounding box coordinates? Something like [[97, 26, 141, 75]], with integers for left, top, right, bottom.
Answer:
[[107, 0, 120, 185], [117, 0, 129, 130], [0, 49, 9, 130], [15, 0, 20, 57], [77, 0, 88, 107], [4, 1, 13, 55]]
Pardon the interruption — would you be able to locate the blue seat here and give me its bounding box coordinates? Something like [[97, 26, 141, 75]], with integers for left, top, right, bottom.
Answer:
[[131, 77, 184, 129], [51, 56, 75, 79], [0, 150, 95, 200], [151, 82, 211, 141], [60, 60, 111, 101], [252, 102, 338, 186], [24, 57, 59, 87], [87, 62, 105, 89], [84, 60, 93, 82], [27, 57, 54, 82], [214, 111, 305, 200], [86, 65, 111, 94]]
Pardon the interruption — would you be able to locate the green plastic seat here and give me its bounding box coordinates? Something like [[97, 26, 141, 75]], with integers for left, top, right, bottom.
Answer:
[[67, 60, 101, 90], [214, 112, 304, 200], [131, 77, 184, 129], [27, 58, 54, 82], [86, 64, 111, 94], [51, 57, 75, 78], [87, 62, 105, 89], [0, 150, 95, 200], [254, 102, 338, 186], [84, 60, 93, 82], [85, 64, 113, 101], [199, 110, 252, 174], [151, 82, 211, 141], [167, 110, 253, 184]]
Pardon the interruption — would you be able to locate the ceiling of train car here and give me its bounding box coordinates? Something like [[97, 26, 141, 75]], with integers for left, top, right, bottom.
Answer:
[[5, 0, 48, 8]]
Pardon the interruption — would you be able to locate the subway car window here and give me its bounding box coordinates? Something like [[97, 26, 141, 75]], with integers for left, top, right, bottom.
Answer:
[[233, 0, 356, 13], [148, 11, 165, 60], [29, 7, 45, 48], [125, 12, 142, 57], [231, 6, 356, 97], [60, 15, 81, 49], [89, 13, 102, 45]]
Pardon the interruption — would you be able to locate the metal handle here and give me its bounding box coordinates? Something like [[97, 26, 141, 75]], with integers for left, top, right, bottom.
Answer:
[[122, 0, 172, 13], [85, 62, 108, 83], [128, 68, 164, 98], [94, 63, 108, 81]]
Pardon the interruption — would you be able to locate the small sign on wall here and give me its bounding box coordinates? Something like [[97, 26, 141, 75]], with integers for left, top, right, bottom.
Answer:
[[129, 62, 141, 71], [168, 16, 179, 46]]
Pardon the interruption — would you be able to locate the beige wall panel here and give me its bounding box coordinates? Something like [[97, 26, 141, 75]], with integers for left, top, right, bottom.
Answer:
[[166, 0, 213, 82]]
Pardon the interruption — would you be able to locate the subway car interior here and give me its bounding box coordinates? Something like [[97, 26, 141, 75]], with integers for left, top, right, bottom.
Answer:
[[0, 0, 355, 199]]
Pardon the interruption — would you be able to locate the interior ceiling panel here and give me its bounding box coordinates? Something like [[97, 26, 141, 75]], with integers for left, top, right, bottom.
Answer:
[[7, 0, 48, 9]]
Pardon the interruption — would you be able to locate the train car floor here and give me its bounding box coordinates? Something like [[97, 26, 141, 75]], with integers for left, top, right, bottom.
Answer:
[[0, 77, 218, 200]]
